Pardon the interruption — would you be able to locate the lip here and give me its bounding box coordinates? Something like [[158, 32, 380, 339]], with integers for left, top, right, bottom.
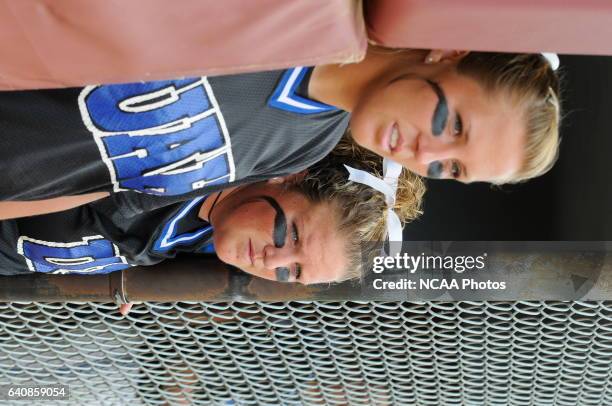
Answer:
[[412, 133, 420, 157], [248, 239, 254, 266]]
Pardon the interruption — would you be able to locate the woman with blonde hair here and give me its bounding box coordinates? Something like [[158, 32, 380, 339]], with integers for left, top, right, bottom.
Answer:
[[312, 48, 561, 184], [0, 48, 560, 219], [0, 139, 424, 285]]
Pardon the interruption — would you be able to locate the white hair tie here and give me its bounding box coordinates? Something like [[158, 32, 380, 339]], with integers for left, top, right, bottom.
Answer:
[[344, 158, 403, 254], [541, 52, 560, 71]]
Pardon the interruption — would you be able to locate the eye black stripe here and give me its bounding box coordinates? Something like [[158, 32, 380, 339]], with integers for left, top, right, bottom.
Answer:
[[275, 267, 290, 282], [427, 161, 444, 178], [427, 80, 448, 136], [257, 196, 287, 248]]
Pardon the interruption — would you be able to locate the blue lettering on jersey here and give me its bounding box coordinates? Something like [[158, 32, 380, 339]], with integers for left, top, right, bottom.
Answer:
[[17, 235, 130, 274], [153, 196, 213, 252], [79, 78, 235, 196]]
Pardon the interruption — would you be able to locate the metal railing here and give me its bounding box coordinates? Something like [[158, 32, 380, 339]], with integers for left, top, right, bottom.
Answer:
[[1, 300, 611, 405]]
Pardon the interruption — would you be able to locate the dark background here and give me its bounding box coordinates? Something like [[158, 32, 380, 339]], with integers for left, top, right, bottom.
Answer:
[[404, 55, 611, 241]]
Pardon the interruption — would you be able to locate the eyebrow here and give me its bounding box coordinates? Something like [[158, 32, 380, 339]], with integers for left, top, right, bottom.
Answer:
[[426, 80, 448, 136]]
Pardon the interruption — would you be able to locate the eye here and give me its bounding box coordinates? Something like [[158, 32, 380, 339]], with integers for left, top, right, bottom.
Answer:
[[293, 264, 302, 282], [453, 114, 463, 136], [291, 223, 299, 244], [450, 161, 462, 179], [291, 224, 302, 282]]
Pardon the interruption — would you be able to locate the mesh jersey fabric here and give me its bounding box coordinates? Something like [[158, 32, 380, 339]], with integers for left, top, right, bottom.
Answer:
[[0, 196, 213, 276], [0, 68, 350, 204]]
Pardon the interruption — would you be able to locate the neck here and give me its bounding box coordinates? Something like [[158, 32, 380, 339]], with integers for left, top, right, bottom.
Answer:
[[198, 186, 240, 223], [308, 48, 424, 112]]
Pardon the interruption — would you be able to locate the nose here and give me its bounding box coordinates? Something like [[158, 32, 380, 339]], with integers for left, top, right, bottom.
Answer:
[[262, 244, 299, 270], [416, 133, 463, 165]]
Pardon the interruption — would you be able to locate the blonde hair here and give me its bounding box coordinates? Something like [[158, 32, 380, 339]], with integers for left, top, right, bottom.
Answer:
[[292, 135, 425, 281], [455, 52, 562, 184]]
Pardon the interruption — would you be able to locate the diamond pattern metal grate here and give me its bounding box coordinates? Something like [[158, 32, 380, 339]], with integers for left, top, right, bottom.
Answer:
[[1, 301, 612, 405]]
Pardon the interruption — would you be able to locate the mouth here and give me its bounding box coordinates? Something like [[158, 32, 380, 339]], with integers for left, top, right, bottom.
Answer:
[[248, 239, 254, 266], [382, 122, 403, 155]]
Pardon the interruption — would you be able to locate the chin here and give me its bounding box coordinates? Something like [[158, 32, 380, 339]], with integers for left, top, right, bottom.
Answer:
[[349, 117, 380, 151], [211, 238, 231, 265], [214, 248, 232, 266], [347, 125, 372, 150]]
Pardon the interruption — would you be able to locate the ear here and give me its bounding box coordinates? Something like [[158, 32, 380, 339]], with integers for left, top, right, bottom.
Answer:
[[424, 49, 469, 64], [267, 170, 308, 185]]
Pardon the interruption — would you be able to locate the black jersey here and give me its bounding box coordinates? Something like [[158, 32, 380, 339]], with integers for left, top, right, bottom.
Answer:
[[0, 67, 349, 201], [0, 195, 213, 276]]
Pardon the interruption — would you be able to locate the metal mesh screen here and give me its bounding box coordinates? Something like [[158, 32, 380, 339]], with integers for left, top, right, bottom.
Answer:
[[1, 301, 612, 406]]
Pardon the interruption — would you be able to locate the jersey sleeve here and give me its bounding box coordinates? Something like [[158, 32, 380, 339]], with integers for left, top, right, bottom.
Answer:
[[0, 88, 115, 200]]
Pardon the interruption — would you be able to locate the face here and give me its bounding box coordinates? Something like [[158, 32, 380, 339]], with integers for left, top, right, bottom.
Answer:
[[349, 64, 527, 183], [209, 183, 348, 285]]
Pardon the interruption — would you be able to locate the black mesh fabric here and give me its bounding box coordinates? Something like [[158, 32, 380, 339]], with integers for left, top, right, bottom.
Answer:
[[0, 69, 349, 203]]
